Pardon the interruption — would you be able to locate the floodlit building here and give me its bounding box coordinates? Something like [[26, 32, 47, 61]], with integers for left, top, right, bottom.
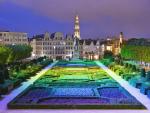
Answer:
[[0, 31, 28, 45], [30, 32, 106, 60], [30, 15, 124, 60], [30, 32, 123, 60], [30, 32, 75, 60], [102, 32, 124, 55], [79, 39, 102, 60]]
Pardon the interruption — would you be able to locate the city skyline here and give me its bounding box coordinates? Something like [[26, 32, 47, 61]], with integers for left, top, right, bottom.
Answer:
[[0, 0, 150, 38]]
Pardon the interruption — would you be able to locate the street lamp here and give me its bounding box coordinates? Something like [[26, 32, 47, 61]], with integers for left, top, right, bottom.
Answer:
[[32, 53, 35, 59]]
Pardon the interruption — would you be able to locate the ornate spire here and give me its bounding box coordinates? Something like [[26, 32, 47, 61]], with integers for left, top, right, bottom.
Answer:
[[118, 32, 124, 54], [74, 15, 80, 39], [119, 32, 124, 44]]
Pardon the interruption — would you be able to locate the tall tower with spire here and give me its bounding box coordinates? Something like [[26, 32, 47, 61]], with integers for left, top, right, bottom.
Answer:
[[74, 15, 80, 39], [118, 32, 124, 54], [119, 32, 124, 44]]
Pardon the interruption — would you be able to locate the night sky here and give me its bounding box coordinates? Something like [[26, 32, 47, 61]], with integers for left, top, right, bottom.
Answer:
[[0, 0, 150, 39]]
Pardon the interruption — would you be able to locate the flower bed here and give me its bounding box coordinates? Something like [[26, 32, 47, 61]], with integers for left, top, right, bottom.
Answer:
[[7, 60, 146, 109], [52, 88, 95, 97], [8, 86, 145, 109], [98, 87, 127, 99]]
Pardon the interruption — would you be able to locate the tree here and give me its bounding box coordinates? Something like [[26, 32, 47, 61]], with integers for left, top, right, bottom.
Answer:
[[7, 44, 32, 63], [104, 50, 114, 59], [141, 68, 146, 78], [131, 65, 137, 72], [0, 46, 11, 83], [0, 46, 11, 64], [146, 71, 150, 80], [0, 66, 5, 83], [121, 45, 150, 63], [0, 44, 32, 84], [127, 38, 150, 46]]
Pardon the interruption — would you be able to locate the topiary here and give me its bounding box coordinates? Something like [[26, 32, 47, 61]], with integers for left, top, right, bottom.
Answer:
[[20, 63, 27, 70], [146, 71, 150, 80], [141, 68, 146, 77], [125, 63, 128, 68], [4, 66, 9, 79], [0, 71, 5, 84], [128, 64, 132, 69], [14, 65, 20, 72], [131, 65, 137, 72], [120, 60, 124, 66]]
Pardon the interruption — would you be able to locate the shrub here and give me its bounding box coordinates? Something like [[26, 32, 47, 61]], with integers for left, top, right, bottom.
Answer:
[[146, 71, 150, 80], [131, 65, 137, 72], [128, 64, 132, 69], [119, 60, 124, 66], [20, 64, 27, 70], [0, 71, 5, 84], [125, 63, 128, 68], [3, 66, 9, 79], [141, 68, 146, 77], [14, 65, 20, 72], [103, 51, 114, 59]]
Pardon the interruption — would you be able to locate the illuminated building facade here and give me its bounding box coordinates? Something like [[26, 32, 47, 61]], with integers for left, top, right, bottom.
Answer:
[[30, 32, 74, 59], [101, 32, 124, 55], [0, 31, 28, 45], [30, 15, 124, 59]]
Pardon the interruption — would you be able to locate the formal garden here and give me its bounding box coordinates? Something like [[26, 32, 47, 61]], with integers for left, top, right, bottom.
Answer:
[[8, 60, 145, 109], [1, 41, 150, 110]]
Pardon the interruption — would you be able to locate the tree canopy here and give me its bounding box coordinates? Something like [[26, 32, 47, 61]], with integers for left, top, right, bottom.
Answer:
[[104, 50, 114, 59], [0, 46, 11, 65], [127, 38, 150, 46], [7, 44, 32, 63], [121, 45, 150, 62], [0, 44, 32, 64]]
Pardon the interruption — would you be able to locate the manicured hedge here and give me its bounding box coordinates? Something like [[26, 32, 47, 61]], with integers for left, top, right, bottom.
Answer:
[[0, 58, 53, 94]]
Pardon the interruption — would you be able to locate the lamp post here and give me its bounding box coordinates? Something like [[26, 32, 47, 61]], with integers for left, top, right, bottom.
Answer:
[[32, 53, 35, 59]]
